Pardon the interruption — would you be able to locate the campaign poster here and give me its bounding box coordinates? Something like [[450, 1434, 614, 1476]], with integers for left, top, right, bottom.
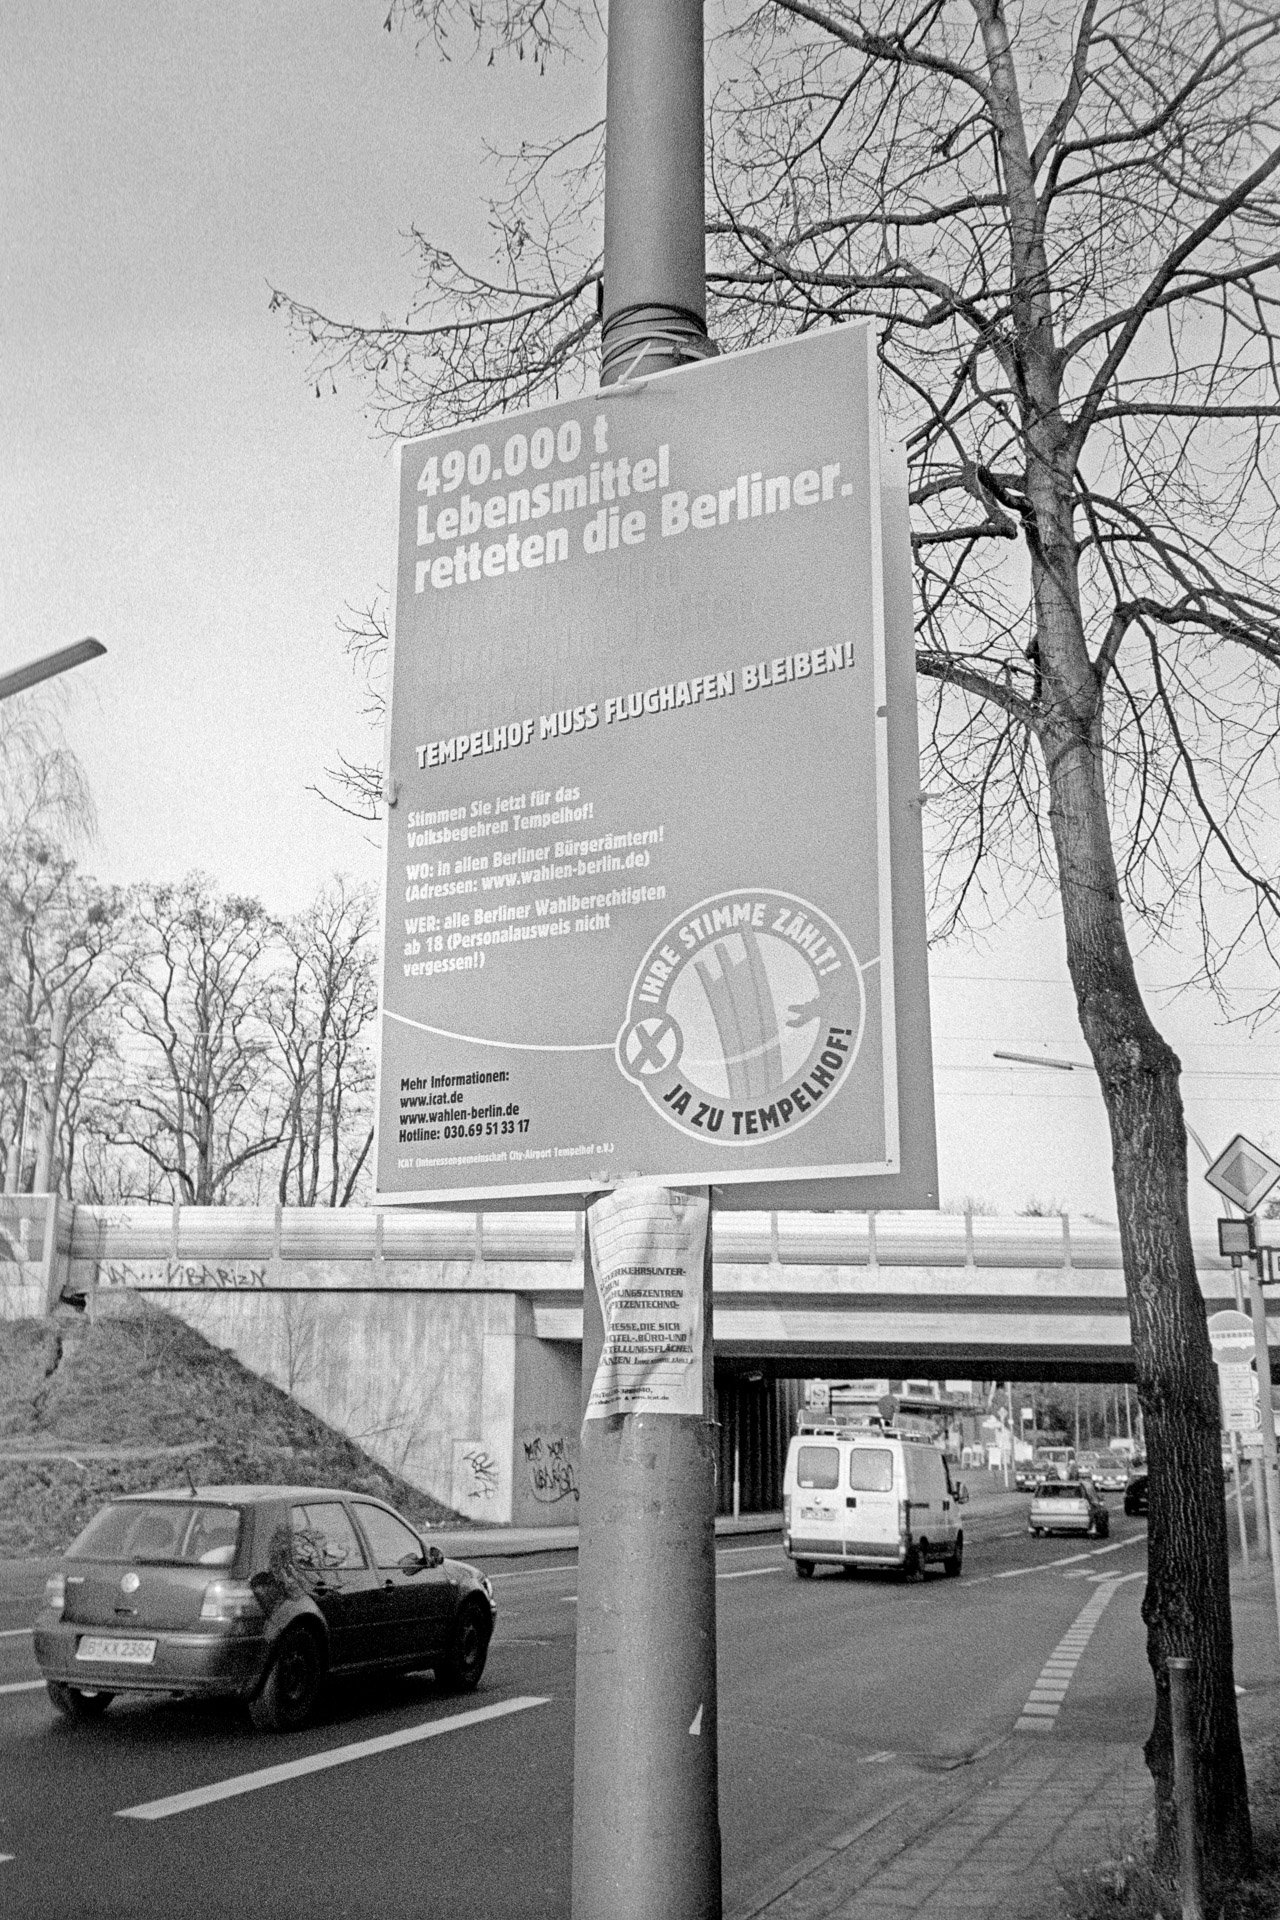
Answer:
[[375, 323, 915, 1205]]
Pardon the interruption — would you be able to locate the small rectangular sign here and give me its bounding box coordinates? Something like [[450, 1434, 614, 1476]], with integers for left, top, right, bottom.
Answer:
[[375, 325, 935, 1207], [1218, 1217, 1255, 1258], [1218, 1364, 1260, 1434]]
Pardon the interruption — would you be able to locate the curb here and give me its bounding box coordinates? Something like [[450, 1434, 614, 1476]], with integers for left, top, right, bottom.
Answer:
[[433, 1509, 783, 1561]]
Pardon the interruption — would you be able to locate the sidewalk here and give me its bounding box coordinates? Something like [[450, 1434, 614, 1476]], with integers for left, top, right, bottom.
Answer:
[[736, 1560, 1280, 1920]]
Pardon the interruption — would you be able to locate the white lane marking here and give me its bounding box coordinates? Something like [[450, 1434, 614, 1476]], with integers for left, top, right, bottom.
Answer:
[[860, 1751, 896, 1764], [487, 1565, 579, 1583], [116, 1696, 550, 1822], [0, 1627, 33, 1640], [967, 1532, 1146, 1588], [529, 1559, 786, 1601], [486, 1542, 778, 1584], [1015, 1578, 1125, 1734], [0, 1853, 13, 1863], [0, 1680, 45, 1697]]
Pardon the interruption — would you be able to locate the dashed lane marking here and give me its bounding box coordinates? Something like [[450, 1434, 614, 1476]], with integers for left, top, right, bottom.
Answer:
[[966, 1532, 1146, 1587], [1015, 1578, 1124, 1734], [0, 1680, 45, 1697], [0, 1628, 33, 1639], [116, 1695, 551, 1821]]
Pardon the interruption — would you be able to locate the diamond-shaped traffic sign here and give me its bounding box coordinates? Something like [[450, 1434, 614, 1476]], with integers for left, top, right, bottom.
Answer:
[[1205, 1134, 1280, 1214]]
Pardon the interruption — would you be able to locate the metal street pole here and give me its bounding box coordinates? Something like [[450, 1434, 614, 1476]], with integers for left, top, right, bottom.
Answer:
[[1244, 1226, 1280, 1655], [598, 0, 717, 389], [572, 7, 722, 1918], [1233, 1251, 1269, 1559], [574, 1205, 719, 1920], [1227, 1257, 1255, 1564]]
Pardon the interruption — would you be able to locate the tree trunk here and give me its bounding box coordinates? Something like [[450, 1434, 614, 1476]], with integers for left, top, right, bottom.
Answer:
[[1035, 482, 1252, 1878]]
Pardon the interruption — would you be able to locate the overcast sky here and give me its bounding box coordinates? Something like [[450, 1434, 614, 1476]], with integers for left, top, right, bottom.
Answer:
[[3, 2, 1276, 1228]]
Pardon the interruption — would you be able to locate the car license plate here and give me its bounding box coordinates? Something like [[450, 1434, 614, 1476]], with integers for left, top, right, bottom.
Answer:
[[76, 1636, 157, 1665]]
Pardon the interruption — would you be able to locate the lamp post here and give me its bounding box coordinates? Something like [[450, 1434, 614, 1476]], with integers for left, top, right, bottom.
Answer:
[[571, 8, 723, 1919]]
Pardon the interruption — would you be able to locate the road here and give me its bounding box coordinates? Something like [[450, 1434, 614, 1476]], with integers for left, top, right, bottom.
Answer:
[[0, 1503, 1150, 1919]]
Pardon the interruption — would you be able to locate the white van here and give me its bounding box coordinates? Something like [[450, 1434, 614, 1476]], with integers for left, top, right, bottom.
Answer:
[[782, 1422, 967, 1579]]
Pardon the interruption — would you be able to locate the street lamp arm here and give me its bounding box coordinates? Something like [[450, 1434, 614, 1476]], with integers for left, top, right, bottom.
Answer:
[[992, 1050, 1220, 1178], [0, 639, 106, 703]]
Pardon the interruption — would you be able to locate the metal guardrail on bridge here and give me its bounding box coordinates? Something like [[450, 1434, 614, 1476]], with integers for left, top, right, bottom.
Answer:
[[0, 1199, 1260, 1381]]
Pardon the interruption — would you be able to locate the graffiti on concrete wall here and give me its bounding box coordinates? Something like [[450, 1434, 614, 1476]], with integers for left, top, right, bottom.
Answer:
[[460, 1445, 500, 1500], [103, 1261, 267, 1291], [521, 1432, 580, 1505]]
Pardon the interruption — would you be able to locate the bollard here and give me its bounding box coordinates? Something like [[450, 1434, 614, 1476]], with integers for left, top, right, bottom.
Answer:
[[1166, 1658, 1204, 1920]]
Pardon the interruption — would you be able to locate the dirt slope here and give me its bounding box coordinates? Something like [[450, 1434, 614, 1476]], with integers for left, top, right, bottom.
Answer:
[[0, 1305, 464, 1557]]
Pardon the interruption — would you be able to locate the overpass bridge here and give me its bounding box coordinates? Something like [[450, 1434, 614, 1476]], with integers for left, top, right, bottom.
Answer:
[[1, 1198, 1271, 1526]]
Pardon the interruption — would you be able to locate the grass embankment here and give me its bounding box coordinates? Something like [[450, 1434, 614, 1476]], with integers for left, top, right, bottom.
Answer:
[[1059, 1738, 1280, 1920], [0, 1306, 465, 1558]]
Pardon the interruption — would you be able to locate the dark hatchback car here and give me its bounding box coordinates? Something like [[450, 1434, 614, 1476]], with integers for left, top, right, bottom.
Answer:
[[1123, 1473, 1149, 1516], [33, 1485, 496, 1732]]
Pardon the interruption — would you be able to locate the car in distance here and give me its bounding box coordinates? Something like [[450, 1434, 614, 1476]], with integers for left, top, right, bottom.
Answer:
[[1032, 1446, 1075, 1482], [1092, 1455, 1130, 1494], [1123, 1473, 1149, 1516], [1028, 1477, 1110, 1538], [33, 1485, 496, 1732]]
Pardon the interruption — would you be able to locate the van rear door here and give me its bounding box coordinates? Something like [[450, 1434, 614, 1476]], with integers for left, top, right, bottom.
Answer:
[[845, 1444, 901, 1562], [905, 1448, 956, 1552], [790, 1442, 843, 1552]]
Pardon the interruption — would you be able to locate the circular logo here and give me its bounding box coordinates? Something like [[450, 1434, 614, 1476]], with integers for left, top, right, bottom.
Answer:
[[120, 1572, 140, 1594], [617, 889, 865, 1145]]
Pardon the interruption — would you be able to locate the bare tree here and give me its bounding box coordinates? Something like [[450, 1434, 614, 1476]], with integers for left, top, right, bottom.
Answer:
[[0, 697, 95, 866], [0, 700, 99, 1187], [272, 0, 1280, 1874], [309, 600, 391, 825], [112, 875, 287, 1205], [268, 878, 379, 1208], [55, 1006, 124, 1200], [276, 1291, 320, 1397]]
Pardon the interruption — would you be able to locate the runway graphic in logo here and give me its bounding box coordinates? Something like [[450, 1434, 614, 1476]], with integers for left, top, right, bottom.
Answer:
[[617, 890, 866, 1145]]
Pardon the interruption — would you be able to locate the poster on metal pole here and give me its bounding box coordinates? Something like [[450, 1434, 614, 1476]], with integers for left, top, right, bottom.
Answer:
[[374, 322, 935, 1207], [584, 1183, 709, 1419]]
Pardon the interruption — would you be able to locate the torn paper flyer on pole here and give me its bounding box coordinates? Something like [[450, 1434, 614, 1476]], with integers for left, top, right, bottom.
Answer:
[[585, 1183, 709, 1419]]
